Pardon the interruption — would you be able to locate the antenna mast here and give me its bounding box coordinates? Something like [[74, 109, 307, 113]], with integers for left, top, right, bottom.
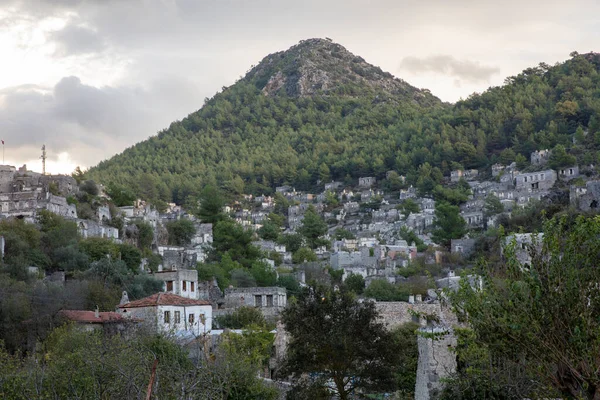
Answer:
[[40, 145, 46, 175]]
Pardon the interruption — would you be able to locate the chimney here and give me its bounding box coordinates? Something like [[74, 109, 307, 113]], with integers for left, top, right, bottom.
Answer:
[[120, 291, 130, 305], [94, 305, 99, 319], [415, 294, 422, 303], [408, 295, 415, 304]]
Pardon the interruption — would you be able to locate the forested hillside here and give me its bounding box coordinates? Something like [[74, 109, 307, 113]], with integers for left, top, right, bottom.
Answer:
[[87, 39, 600, 205]]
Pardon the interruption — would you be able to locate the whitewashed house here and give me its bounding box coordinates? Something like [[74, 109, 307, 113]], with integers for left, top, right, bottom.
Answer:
[[118, 292, 212, 336]]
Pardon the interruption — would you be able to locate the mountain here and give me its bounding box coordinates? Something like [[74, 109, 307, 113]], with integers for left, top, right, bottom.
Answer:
[[243, 38, 440, 107], [87, 41, 600, 206]]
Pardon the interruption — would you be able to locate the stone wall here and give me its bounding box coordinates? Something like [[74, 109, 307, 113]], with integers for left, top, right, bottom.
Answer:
[[414, 327, 457, 400], [375, 301, 445, 329]]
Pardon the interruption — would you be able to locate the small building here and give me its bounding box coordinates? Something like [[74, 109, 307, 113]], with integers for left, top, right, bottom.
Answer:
[[514, 170, 557, 191], [450, 238, 476, 257], [572, 180, 600, 211], [461, 210, 484, 228], [152, 269, 199, 299], [118, 292, 212, 336], [558, 165, 579, 180], [220, 287, 288, 319], [324, 181, 342, 191], [399, 186, 416, 200], [450, 170, 463, 183], [531, 149, 551, 165], [358, 177, 376, 188], [57, 309, 135, 334], [502, 233, 544, 267], [491, 163, 505, 177]]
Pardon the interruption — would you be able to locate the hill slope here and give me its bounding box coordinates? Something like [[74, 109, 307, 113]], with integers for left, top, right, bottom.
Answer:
[[88, 42, 600, 205]]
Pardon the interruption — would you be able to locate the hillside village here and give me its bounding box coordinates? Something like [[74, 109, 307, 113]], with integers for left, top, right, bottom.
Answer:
[[0, 141, 594, 398]]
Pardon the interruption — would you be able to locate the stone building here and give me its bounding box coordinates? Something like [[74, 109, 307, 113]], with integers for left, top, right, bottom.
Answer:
[[450, 238, 476, 257], [451, 169, 478, 182], [77, 219, 119, 239], [118, 292, 212, 336], [558, 165, 579, 180], [502, 233, 544, 267], [57, 308, 136, 335], [324, 181, 342, 191], [491, 163, 505, 177], [461, 210, 484, 228], [152, 269, 199, 299], [221, 287, 287, 319], [571, 180, 600, 211], [531, 149, 551, 165], [514, 170, 557, 191], [358, 176, 376, 188]]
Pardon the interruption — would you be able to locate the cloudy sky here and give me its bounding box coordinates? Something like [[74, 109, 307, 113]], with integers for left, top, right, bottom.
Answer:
[[0, 0, 598, 174]]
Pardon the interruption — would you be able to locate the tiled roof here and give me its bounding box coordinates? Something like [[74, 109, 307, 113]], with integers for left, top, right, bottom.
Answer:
[[58, 310, 126, 324], [118, 292, 211, 308]]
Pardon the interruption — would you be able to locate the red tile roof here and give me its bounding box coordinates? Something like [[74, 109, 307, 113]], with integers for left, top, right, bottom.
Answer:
[[118, 292, 211, 308], [58, 310, 126, 324]]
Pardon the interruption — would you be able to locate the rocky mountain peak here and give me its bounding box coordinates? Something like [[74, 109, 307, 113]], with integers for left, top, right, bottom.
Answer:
[[244, 38, 441, 107]]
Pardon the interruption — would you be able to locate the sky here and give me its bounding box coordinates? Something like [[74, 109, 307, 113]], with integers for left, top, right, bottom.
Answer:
[[0, 0, 598, 174]]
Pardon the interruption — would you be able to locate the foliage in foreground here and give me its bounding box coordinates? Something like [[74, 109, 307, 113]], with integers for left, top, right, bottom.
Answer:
[[0, 324, 277, 400], [447, 215, 600, 399], [281, 285, 405, 399]]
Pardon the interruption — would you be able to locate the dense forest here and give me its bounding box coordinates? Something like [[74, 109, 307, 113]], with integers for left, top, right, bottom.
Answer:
[[88, 39, 600, 207]]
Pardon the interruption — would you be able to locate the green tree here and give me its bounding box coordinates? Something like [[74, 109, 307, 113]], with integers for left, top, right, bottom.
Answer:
[[292, 247, 317, 264], [212, 220, 261, 268], [250, 261, 277, 287], [484, 194, 504, 217], [431, 202, 467, 248], [105, 182, 136, 206], [548, 144, 577, 169], [197, 185, 226, 223], [258, 221, 280, 241], [334, 228, 355, 240], [166, 219, 196, 246], [298, 206, 328, 249], [397, 198, 420, 219], [282, 285, 402, 399], [364, 279, 407, 301], [344, 273, 365, 294], [450, 216, 600, 398], [216, 306, 268, 329]]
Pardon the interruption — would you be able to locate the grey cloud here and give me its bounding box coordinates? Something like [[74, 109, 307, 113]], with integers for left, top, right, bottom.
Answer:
[[0, 76, 204, 167], [399, 55, 500, 84], [50, 25, 106, 56]]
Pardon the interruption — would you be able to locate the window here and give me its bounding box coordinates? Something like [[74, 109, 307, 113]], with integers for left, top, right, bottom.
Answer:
[[188, 313, 195, 325], [267, 295, 274, 307], [166, 281, 173, 291], [164, 311, 170, 324], [182, 281, 187, 291], [191, 282, 195, 292], [255, 295, 262, 307], [174, 311, 180, 324]]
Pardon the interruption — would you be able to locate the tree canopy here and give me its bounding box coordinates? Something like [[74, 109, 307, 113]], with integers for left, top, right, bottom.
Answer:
[[282, 285, 402, 399]]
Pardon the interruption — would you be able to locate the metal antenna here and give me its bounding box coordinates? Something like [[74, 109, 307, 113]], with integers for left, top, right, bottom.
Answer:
[[40, 145, 46, 175]]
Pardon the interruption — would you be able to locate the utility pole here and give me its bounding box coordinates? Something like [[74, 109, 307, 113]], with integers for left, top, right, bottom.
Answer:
[[40, 145, 46, 175]]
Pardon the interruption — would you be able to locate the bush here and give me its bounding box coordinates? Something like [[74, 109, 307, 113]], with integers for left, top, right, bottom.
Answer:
[[230, 268, 257, 287], [344, 273, 365, 294], [277, 275, 301, 298], [364, 279, 408, 301], [216, 306, 268, 329], [250, 262, 277, 287], [166, 219, 196, 246]]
